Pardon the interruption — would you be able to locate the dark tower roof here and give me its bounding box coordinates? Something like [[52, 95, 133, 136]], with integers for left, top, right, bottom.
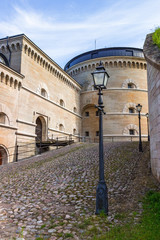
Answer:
[[64, 47, 144, 71]]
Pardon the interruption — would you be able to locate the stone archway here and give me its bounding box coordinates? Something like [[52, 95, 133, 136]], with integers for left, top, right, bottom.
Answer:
[[0, 146, 8, 165], [35, 116, 46, 142]]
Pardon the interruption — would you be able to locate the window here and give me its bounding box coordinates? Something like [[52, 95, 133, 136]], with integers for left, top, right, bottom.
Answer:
[[96, 131, 99, 136], [59, 124, 64, 131], [41, 88, 47, 98], [128, 83, 136, 89], [0, 53, 9, 66], [60, 99, 65, 107], [73, 128, 76, 135], [0, 56, 5, 64], [85, 111, 89, 117], [0, 113, 9, 125], [129, 108, 135, 113], [129, 129, 135, 135], [73, 107, 77, 113], [85, 131, 89, 137], [96, 111, 99, 116]]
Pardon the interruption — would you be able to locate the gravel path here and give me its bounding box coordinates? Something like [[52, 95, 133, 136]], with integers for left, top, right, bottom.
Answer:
[[0, 142, 158, 240]]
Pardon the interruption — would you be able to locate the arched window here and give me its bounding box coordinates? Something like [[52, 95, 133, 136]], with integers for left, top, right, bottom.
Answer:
[[0, 113, 9, 125], [122, 79, 138, 89], [73, 107, 77, 113], [128, 83, 136, 89], [0, 56, 5, 64], [0, 53, 9, 66], [59, 124, 64, 132], [41, 88, 48, 98], [0, 146, 8, 165], [123, 124, 138, 135], [73, 128, 76, 135], [60, 99, 65, 107]]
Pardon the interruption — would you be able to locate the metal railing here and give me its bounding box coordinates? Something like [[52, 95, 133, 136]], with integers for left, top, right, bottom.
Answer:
[[0, 135, 78, 163], [0, 134, 149, 164]]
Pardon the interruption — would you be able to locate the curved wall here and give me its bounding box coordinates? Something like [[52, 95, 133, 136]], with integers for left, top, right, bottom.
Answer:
[[65, 48, 148, 141]]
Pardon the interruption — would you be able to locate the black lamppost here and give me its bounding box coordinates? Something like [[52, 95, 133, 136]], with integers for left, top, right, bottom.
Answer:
[[146, 113, 150, 141], [91, 62, 110, 215], [136, 104, 143, 152]]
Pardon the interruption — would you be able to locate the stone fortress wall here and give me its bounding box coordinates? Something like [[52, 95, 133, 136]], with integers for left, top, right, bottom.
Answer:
[[65, 48, 148, 142], [0, 35, 150, 165], [0, 34, 81, 164], [144, 33, 160, 182]]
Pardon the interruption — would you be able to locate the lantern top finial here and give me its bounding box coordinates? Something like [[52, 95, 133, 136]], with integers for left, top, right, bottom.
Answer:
[[136, 103, 142, 112]]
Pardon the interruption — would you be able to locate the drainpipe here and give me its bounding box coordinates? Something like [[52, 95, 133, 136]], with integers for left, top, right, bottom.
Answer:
[[6, 36, 11, 66]]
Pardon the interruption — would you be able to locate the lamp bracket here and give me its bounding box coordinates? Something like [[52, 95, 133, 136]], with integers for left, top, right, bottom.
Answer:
[[95, 105, 106, 115]]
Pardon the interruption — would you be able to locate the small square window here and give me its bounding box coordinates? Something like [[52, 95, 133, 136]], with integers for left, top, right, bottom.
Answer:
[[96, 131, 99, 136], [85, 111, 89, 117], [85, 131, 89, 137], [96, 111, 99, 116], [129, 129, 135, 135], [129, 108, 134, 113]]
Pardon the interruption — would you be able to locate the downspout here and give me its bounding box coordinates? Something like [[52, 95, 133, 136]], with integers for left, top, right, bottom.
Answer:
[[6, 36, 11, 66]]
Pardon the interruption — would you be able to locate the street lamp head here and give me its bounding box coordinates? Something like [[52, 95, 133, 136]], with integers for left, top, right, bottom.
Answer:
[[146, 113, 149, 118], [136, 104, 142, 112], [91, 61, 110, 90]]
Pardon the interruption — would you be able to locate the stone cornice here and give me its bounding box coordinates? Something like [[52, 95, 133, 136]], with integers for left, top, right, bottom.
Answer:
[[16, 131, 36, 138], [67, 56, 147, 77], [143, 33, 160, 70], [16, 119, 36, 126], [22, 35, 81, 90], [0, 124, 17, 130], [0, 62, 24, 79], [80, 88, 148, 94]]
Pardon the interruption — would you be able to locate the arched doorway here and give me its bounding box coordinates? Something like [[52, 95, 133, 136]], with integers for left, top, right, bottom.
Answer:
[[36, 116, 47, 142], [35, 116, 47, 154], [0, 146, 8, 165], [36, 117, 43, 142], [0, 152, 2, 165]]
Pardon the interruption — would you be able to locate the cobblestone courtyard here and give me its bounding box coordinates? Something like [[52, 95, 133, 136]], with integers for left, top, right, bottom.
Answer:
[[0, 142, 159, 240]]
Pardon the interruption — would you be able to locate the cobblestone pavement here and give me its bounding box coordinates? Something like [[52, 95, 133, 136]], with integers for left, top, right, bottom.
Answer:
[[0, 142, 159, 240]]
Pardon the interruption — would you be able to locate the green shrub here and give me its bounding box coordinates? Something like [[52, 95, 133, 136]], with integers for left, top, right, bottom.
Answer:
[[152, 27, 160, 49]]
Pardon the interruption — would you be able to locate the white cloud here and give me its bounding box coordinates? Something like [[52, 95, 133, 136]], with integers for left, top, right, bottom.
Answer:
[[0, 0, 159, 67]]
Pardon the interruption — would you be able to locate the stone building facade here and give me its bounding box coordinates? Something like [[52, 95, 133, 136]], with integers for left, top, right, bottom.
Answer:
[[65, 48, 148, 142], [144, 33, 160, 181], [0, 34, 81, 164], [0, 34, 149, 165]]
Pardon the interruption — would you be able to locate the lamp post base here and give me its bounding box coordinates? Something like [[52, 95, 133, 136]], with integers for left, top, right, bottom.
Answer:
[[95, 180, 108, 215], [139, 143, 143, 152]]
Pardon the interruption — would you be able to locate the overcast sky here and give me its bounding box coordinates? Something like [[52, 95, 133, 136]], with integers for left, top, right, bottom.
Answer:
[[0, 0, 159, 68]]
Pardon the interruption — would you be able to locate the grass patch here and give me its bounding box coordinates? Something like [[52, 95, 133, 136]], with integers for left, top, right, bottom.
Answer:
[[40, 224, 46, 229], [64, 233, 74, 238], [94, 190, 160, 240], [78, 217, 92, 229], [152, 27, 160, 49]]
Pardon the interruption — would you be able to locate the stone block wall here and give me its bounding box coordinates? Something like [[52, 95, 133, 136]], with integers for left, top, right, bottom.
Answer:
[[144, 33, 160, 181]]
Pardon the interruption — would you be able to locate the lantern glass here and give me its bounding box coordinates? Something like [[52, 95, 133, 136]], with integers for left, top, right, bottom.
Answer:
[[91, 62, 109, 89], [136, 104, 142, 112], [93, 72, 105, 87]]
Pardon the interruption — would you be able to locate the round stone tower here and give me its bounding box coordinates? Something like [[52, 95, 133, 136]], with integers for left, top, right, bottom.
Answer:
[[65, 47, 148, 142]]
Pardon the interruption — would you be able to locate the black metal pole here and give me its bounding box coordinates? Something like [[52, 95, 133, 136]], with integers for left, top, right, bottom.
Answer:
[[95, 88, 108, 215], [16, 145, 18, 162], [138, 111, 143, 152], [147, 116, 150, 141]]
